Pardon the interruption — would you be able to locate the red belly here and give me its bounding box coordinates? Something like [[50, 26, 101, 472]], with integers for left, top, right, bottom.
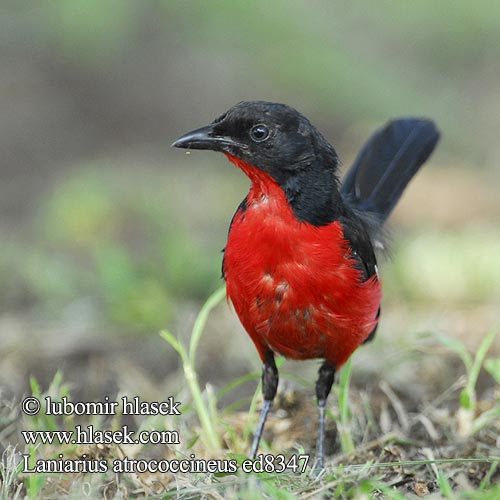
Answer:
[[223, 188, 381, 368]]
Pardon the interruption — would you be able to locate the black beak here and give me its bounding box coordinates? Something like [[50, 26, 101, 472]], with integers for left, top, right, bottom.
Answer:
[[172, 125, 247, 152]]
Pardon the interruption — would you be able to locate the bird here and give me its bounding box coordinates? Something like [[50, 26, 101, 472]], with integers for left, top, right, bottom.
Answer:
[[172, 101, 439, 467]]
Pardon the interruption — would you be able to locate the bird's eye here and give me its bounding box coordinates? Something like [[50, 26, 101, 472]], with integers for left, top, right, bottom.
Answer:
[[250, 124, 271, 142]]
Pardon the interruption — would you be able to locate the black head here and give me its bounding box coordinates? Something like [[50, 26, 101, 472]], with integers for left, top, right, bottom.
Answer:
[[172, 101, 344, 225], [173, 101, 339, 184]]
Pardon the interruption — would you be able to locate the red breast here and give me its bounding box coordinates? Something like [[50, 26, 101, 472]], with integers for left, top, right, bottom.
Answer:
[[223, 154, 381, 368]]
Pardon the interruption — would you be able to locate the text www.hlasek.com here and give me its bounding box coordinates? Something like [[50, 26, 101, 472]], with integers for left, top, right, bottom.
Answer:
[[21, 425, 179, 446]]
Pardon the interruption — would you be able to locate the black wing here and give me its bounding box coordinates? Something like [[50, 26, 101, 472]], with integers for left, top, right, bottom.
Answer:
[[221, 197, 248, 279], [340, 117, 439, 343]]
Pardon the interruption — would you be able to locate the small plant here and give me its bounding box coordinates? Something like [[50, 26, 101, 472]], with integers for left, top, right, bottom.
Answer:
[[22, 372, 74, 499], [28, 371, 72, 433], [0, 447, 23, 500], [333, 358, 355, 455], [432, 328, 499, 436], [161, 285, 226, 453]]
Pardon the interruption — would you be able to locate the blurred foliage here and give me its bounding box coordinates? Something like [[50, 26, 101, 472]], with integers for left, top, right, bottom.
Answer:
[[41, 0, 137, 63], [385, 228, 500, 305], [3, 162, 498, 335], [5, 0, 500, 163], [1, 0, 498, 391], [0, 169, 221, 334]]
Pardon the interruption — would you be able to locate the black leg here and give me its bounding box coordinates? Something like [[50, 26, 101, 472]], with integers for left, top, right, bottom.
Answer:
[[315, 361, 336, 468], [250, 350, 278, 458]]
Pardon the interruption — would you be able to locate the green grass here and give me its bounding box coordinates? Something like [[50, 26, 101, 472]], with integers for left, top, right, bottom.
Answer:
[[333, 359, 355, 456], [3, 289, 500, 498], [430, 329, 500, 436], [160, 285, 227, 452]]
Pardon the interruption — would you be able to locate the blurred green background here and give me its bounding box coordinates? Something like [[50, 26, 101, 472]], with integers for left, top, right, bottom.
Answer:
[[1, 1, 499, 403]]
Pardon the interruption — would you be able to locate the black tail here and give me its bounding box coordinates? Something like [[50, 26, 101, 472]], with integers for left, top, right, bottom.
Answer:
[[341, 118, 440, 223]]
